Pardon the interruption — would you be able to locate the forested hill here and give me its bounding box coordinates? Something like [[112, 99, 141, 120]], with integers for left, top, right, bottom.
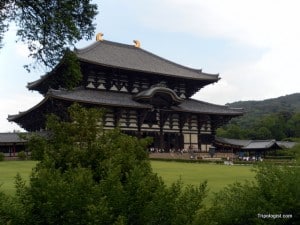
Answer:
[[217, 93, 300, 140], [227, 93, 300, 116]]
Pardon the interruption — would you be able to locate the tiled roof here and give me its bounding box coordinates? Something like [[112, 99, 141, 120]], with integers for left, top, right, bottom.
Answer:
[[48, 88, 152, 109], [49, 88, 242, 115], [134, 86, 184, 106], [243, 140, 278, 149], [215, 137, 296, 150], [8, 88, 243, 123], [215, 137, 251, 147], [75, 40, 219, 81], [275, 141, 296, 149], [0, 133, 26, 144], [174, 99, 243, 115]]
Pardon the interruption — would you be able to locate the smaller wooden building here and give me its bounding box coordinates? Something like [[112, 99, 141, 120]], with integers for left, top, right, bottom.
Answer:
[[214, 137, 294, 157], [0, 133, 27, 157]]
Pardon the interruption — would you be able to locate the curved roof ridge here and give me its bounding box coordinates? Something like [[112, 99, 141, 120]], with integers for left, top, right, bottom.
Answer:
[[139, 50, 219, 79], [189, 97, 244, 111], [75, 40, 208, 75], [132, 43, 219, 78], [27, 58, 65, 90], [75, 40, 219, 80], [8, 97, 50, 122]]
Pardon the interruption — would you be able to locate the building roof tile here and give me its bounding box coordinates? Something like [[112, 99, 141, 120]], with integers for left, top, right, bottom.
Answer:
[[0, 133, 26, 144], [75, 40, 219, 81], [8, 88, 243, 123]]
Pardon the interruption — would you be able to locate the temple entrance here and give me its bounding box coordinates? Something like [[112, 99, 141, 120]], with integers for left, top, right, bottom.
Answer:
[[140, 131, 183, 152], [163, 132, 182, 151]]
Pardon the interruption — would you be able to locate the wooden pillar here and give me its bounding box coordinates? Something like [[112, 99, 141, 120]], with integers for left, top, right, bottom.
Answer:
[[13, 144, 16, 157], [137, 109, 148, 139], [179, 113, 186, 150]]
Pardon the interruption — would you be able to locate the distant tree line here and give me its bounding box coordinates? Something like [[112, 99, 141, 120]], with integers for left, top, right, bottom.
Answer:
[[220, 93, 300, 140], [217, 111, 300, 140]]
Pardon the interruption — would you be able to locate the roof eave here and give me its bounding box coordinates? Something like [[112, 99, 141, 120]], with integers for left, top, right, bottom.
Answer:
[[78, 57, 219, 82]]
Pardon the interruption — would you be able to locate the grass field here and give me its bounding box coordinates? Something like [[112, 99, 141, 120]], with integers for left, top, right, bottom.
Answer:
[[151, 161, 255, 195], [0, 161, 37, 195], [0, 160, 255, 199]]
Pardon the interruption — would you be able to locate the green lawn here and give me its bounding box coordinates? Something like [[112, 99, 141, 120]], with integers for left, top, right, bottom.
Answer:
[[0, 160, 255, 199], [151, 161, 255, 195], [0, 160, 37, 195]]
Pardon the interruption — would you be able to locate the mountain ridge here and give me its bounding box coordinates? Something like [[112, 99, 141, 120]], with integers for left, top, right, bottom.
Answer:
[[226, 93, 300, 116]]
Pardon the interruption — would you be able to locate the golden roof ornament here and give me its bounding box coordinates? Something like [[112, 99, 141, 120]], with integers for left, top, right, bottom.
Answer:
[[96, 33, 104, 41], [133, 40, 141, 48]]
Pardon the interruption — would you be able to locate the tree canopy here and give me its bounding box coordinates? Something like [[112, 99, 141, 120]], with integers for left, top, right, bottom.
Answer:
[[0, 0, 98, 71], [218, 94, 300, 140], [0, 104, 207, 225]]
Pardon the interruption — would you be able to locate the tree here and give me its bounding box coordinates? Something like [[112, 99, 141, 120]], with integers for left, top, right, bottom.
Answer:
[[287, 113, 300, 138], [216, 124, 247, 139], [0, 0, 12, 48], [0, 0, 98, 71], [1, 104, 207, 225], [254, 127, 272, 140]]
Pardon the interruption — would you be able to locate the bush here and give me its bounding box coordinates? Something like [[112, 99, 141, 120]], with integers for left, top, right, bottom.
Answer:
[[0, 152, 4, 161], [17, 151, 27, 160]]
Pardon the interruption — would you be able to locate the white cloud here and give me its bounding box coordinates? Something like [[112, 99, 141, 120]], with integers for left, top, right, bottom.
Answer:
[[1, 0, 300, 132], [136, 0, 300, 47], [130, 0, 300, 103], [0, 94, 42, 132]]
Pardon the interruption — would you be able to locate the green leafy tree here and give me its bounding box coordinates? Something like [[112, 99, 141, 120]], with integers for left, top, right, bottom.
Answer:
[[216, 124, 247, 139], [254, 127, 272, 139], [287, 113, 300, 138], [0, 0, 12, 48], [0, 0, 97, 70]]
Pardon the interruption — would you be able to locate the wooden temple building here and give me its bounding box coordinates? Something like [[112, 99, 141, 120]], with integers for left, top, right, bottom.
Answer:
[[8, 37, 243, 152], [214, 137, 296, 158], [0, 133, 27, 157]]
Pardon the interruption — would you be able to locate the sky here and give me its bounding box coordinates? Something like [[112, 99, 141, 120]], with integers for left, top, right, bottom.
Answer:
[[0, 0, 300, 132]]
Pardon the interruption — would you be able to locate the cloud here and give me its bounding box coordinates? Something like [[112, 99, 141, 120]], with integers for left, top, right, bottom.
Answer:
[[0, 94, 42, 132], [134, 0, 300, 47], [129, 0, 300, 103], [1, 0, 299, 132]]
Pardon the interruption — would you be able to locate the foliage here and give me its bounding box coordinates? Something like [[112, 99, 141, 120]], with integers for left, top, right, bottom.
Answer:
[[196, 164, 300, 225], [217, 112, 300, 140], [0, 104, 207, 225], [289, 143, 300, 164], [0, 0, 12, 48], [228, 93, 300, 118], [0, 0, 98, 70], [60, 50, 82, 89], [0, 152, 4, 161], [218, 93, 300, 140], [17, 151, 27, 160], [24, 134, 48, 160], [0, 190, 26, 225]]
